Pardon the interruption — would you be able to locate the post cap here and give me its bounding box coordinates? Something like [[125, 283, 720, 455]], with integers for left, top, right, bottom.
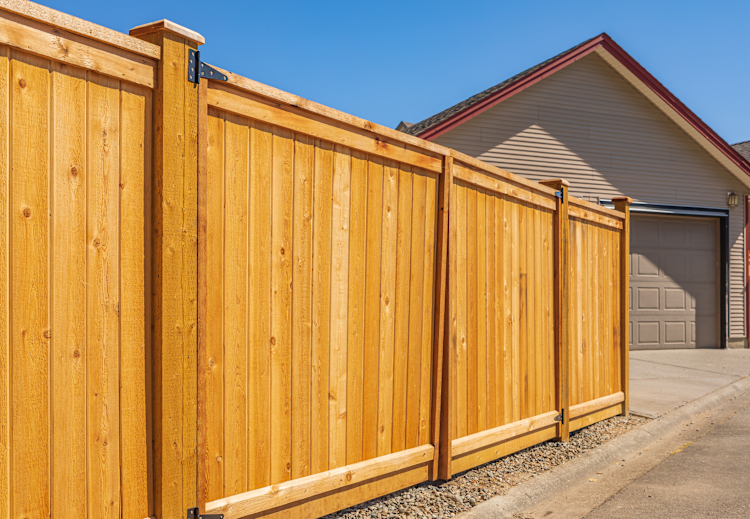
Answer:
[[130, 19, 205, 45], [538, 178, 571, 188], [612, 196, 633, 205]]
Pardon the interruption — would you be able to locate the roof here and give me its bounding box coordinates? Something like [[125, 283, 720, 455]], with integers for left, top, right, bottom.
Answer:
[[399, 33, 750, 185], [401, 35, 598, 138], [733, 140, 750, 162]]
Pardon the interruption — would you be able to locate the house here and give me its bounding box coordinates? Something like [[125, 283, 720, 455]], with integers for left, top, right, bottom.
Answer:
[[400, 34, 750, 350]]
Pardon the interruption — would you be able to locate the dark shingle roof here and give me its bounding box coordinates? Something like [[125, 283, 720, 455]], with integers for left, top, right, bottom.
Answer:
[[732, 140, 750, 162], [400, 35, 599, 137]]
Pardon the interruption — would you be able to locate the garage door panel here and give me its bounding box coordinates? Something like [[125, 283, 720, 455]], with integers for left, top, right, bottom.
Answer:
[[629, 214, 718, 350]]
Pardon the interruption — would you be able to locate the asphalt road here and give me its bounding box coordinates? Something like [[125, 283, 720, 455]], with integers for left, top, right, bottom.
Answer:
[[585, 399, 750, 519]]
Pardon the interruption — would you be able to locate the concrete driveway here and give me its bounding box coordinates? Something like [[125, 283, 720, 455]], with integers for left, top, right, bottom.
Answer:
[[629, 349, 750, 418]]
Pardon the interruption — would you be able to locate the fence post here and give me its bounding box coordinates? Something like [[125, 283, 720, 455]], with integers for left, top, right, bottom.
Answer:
[[540, 179, 570, 442], [130, 20, 205, 519], [613, 196, 632, 417], [436, 155, 454, 480]]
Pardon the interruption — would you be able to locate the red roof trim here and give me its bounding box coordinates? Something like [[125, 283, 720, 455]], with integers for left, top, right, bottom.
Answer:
[[415, 33, 750, 177]]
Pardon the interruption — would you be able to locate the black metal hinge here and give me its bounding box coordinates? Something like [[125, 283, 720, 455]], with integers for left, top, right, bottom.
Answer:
[[554, 409, 564, 423], [188, 49, 228, 84], [187, 507, 223, 519]]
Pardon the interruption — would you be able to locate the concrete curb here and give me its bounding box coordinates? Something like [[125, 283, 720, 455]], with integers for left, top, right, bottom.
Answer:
[[459, 374, 750, 518]]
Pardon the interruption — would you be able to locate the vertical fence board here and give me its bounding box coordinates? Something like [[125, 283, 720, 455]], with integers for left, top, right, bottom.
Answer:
[[392, 166, 412, 454], [466, 186, 478, 435], [0, 44, 8, 519], [50, 60, 87, 519], [420, 172, 437, 447], [406, 172, 425, 449], [271, 127, 294, 483], [486, 194, 496, 430], [120, 81, 149, 519], [362, 157, 383, 462], [376, 160, 399, 457], [292, 134, 314, 478], [310, 139, 333, 474], [329, 144, 351, 471], [455, 183, 467, 439], [511, 200, 520, 423], [248, 121, 273, 490], [476, 189, 487, 433], [87, 71, 121, 519], [223, 113, 249, 497], [345, 149, 368, 465], [205, 109, 226, 501]]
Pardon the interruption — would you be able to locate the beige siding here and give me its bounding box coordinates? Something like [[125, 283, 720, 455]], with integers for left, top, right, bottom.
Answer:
[[434, 53, 747, 339]]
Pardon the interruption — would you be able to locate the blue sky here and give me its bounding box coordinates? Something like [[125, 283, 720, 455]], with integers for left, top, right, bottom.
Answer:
[[45, 0, 750, 144]]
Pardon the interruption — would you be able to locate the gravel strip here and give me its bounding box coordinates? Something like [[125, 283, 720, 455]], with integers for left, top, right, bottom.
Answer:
[[323, 415, 649, 519]]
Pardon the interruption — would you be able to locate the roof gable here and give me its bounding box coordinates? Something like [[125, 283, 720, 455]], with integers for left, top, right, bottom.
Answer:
[[402, 34, 750, 187]]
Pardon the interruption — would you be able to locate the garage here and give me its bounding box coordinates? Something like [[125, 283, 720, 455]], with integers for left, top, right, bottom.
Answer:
[[630, 214, 720, 349]]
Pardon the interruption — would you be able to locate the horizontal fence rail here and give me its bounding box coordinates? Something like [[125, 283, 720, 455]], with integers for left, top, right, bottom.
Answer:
[[0, 2, 632, 518]]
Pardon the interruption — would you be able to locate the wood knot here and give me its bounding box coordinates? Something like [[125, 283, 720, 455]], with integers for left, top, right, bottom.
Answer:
[[280, 247, 285, 255], [73, 350, 80, 358], [380, 425, 385, 433], [270, 337, 276, 345], [18, 78, 26, 88], [216, 455, 222, 463], [384, 296, 390, 306], [43, 330, 51, 339], [22, 207, 31, 218], [286, 462, 291, 471], [208, 357, 215, 367], [70, 166, 78, 177], [386, 205, 391, 213], [345, 472, 353, 482], [93, 238, 101, 248]]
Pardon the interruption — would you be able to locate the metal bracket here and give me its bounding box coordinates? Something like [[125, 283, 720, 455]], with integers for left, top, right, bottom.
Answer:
[[187, 507, 223, 519], [554, 188, 564, 200], [554, 409, 564, 423], [188, 49, 228, 84]]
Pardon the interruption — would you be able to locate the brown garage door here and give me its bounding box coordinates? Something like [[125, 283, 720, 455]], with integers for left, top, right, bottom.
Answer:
[[630, 214, 719, 350]]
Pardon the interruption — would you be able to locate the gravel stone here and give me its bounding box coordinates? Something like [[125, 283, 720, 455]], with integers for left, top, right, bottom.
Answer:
[[323, 415, 648, 519]]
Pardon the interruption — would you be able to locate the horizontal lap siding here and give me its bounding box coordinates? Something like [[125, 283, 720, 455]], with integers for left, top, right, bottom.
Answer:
[[452, 179, 556, 440], [435, 52, 746, 338], [204, 108, 440, 500], [0, 46, 149, 518], [569, 217, 621, 406]]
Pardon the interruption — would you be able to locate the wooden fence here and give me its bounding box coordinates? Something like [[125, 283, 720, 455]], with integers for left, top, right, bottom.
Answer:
[[0, 2, 631, 519]]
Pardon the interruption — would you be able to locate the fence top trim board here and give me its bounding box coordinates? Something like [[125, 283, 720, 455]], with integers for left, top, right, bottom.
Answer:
[[130, 19, 205, 45], [0, 0, 161, 59], [207, 62, 454, 159]]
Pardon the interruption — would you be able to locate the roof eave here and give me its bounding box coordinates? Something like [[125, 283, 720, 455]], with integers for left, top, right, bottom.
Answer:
[[414, 34, 750, 185]]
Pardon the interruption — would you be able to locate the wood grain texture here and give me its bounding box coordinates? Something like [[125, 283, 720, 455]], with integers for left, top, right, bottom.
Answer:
[[292, 133, 314, 479], [346, 149, 368, 465], [133, 29, 199, 518], [0, 44, 8, 519], [0, 9, 156, 88], [392, 164, 413, 454], [271, 126, 294, 483], [119, 79, 149, 519], [248, 120, 272, 490], [223, 112, 249, 497], [329, 144, 351, 470], [0, 0, 161, 58], [50, 60, 87, 519], [11, 49, 50, 519]]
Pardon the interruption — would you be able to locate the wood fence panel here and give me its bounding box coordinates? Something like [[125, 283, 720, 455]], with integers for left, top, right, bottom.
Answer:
[[447, 164, 558, 475], [568, 211, 625, 430], [201, 83, 443, 518], [0, 38, 151, 518]]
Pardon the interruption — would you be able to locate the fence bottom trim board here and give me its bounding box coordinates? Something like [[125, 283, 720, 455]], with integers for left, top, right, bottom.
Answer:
[[205, 445, 434, 519], [451, 411, 560, 458], [570, 402, 625, 432], [570, 392, 625, 421], [450, 424, 559, 475]]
